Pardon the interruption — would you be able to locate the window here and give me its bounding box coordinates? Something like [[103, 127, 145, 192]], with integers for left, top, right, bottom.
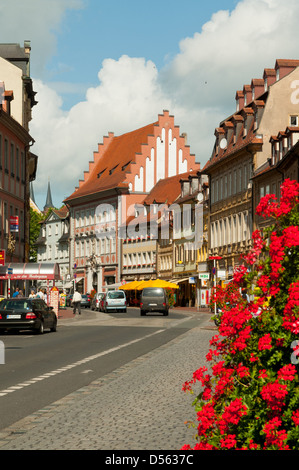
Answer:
[[21, 152, 25, 181], [4, 139, 8, 171], [244, 165, 247, 190], [290, 115, 298, 126], [233, 170, 237, 195], [16, 148, 19, 178], [10, 143, 14, 176]]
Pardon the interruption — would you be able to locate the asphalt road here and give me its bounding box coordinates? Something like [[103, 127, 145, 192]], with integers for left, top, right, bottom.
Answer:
[[0, 307, 212, 431]]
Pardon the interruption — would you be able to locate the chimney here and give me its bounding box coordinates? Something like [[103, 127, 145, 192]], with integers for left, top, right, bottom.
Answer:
[[3, 90, 14, 116]]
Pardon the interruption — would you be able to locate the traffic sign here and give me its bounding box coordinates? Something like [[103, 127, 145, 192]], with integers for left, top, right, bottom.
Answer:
[[10, 216, 19, 232], [7, 267, 13, 275]]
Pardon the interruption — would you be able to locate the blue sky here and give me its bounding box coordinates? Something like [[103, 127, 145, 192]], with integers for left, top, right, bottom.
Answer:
[[44, 0, 238, 110], [1, 0, 299, 209]]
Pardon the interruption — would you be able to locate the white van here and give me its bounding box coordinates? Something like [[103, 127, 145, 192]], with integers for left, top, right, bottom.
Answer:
[[104, 290, 127, 313]]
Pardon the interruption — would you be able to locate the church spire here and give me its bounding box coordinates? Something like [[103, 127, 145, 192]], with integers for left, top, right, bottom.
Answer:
[[44, 180, 54, 212]]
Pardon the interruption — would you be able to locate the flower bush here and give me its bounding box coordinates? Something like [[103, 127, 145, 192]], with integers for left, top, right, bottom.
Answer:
[[182, 179, 299, 450]]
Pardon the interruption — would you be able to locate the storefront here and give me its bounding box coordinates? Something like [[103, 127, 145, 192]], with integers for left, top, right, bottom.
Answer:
[[0, 263, 61, 298]]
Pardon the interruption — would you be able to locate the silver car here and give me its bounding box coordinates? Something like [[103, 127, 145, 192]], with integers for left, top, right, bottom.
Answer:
[[103, 290, 127, 313]]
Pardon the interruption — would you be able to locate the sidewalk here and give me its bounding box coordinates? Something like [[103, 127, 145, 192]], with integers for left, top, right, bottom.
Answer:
[[0, 310, 215, 450]]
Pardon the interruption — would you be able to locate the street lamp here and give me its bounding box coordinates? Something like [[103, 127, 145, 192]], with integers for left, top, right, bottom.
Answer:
[[208, 256, 222, 317]]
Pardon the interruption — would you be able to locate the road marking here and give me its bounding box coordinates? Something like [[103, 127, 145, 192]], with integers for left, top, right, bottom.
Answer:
[[0, 329, 165, 397]]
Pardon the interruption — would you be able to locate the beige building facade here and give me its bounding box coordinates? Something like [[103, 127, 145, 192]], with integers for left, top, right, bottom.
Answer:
[[203, 59, 299, 280]]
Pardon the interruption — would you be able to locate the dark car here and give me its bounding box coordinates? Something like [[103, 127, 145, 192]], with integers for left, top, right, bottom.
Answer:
[[80, 294, 90, 308], [0, 298, 57, 334], [66, 294, 73, 306], [140, 287, 169, 316]]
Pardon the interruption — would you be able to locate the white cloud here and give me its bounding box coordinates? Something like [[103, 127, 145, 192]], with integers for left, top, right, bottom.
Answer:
[[0, 0, 84, 78], [31, 55, 172, 206], [18, 0, 299, 208]]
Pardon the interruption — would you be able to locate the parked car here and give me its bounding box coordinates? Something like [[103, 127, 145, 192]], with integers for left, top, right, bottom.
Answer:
[[140, 287, 169, 316], [80, 294, 90, 308], [103, 290, 127, 313], [0, 297, 57, 334], [91, 293, 105, 311]]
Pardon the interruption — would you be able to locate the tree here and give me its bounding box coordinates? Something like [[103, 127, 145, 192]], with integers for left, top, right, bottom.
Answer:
[[29, 207, 44, 262], [182, 179, 299, 450]]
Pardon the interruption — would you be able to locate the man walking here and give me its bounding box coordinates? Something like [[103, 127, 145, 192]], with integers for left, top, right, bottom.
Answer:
[[72, 290, 82, 315]]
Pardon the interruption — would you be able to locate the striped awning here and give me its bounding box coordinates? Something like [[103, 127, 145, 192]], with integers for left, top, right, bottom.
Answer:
[[0, 263, 61, 280]]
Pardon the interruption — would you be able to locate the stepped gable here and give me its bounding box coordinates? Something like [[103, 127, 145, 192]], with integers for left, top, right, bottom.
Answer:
[[64, 110, 199, 203]]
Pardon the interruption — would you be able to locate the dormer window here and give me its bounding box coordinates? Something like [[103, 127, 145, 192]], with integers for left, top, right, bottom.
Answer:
[[279, 140, 283, 160], [272, 143, 276, 165], [276, 68, 280, 81], [97, 169, 106, 178], [109, 165, 118, 175], [122, 161, 131, 171], [264, 78, 268, 91]]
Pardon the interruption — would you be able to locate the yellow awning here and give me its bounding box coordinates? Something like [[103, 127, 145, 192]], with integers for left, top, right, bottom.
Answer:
[[119, 280, 144, 290], [136, 279, 179, 290]]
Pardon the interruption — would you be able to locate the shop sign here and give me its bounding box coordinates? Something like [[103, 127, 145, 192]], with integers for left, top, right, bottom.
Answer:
[[217, 270, 226, 279], [198, 272, 209, 280]]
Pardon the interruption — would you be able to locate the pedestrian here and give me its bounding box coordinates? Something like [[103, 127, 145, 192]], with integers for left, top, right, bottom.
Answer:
[[12, 287, 19, 298], [36, 288, 44, 300], [18, 290, 24, 298], [29, 289, 36, 298], [72, 290, 82, 315]]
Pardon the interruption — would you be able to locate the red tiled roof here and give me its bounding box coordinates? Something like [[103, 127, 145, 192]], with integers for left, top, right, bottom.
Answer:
[[65, 121, 157, 202], [144, 170, 198, 205], [203, 109, 263, 172], [275, 59, 299, 68], [52, 205, 69, 218]]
